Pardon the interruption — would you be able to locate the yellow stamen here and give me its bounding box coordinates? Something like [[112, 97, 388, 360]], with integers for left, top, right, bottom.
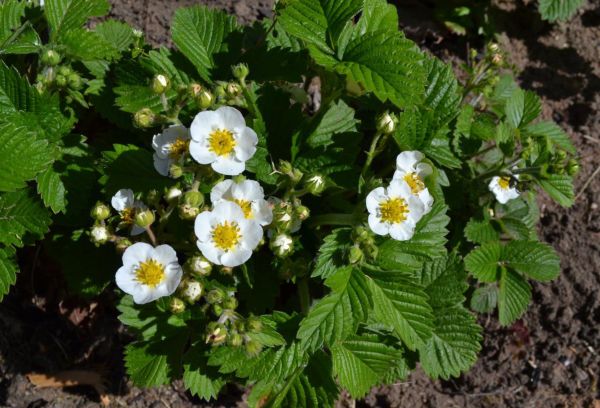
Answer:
[[135, 259, 165, 288], [208, 129, 236, 156], [404, 172, 425, 194], [232, 199, 253, 219], [379, 197, 409, 224], [169, 138, 190, 159], [498, 177, 511, 190], [212, 221, 241, 251], [120, 207, 135, 224]]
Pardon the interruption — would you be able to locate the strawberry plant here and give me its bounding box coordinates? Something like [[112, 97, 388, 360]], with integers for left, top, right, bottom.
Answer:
[[0, 0, 579, 405]]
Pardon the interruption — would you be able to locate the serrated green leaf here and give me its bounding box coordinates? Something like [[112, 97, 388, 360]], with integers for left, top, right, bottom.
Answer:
[[524, 121, 576, 154], [0, 61, 40, 114], [312, 228, 352, 278], [364, 267, 434, 350], [0, 189, 51, 246], [393, 106, 438, 150], [0, 247, 18, 301], [423, 57, 462, 127], [418, 305, 482, 380], [305, 100, 358, 149], [1, 22, 42, 55], [182, 345, 225, 400], [0, 0, 25, 41], [60, 27, 119, 61], [297, 266, 371, 351], [418, 254, 468, 309], [498, 268, 531, 325], [470, 284, 498, 313], [36, 167, 66, 213], [354, 0, 398, 34], [464, 242, 501, 283], [331, 334, 404, 398], [464, 218, 499, 244], [242, 342, 307, 384], [45, 0, 109, 39], [504, 241, 560, 282], [94, 19, 134, 54], [424, 137, 461, 169], [539, 0, 584, 21], [505, 88, 524, 129], [125, 342, 170, 387], [536, 173, 574, 207], [171, 6, 239, 82], [522, 91, 541, 126]]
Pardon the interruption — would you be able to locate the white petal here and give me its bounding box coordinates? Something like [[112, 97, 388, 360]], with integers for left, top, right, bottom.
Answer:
[[195, 210, 215, 243], [198, 242, 223, 265], [396, 151, 423, 172], [115, 265, 137, 294], [189, 139, 216, 165], [210, 179, 234, 204], [221, 248, 252, 267], [392, 169, 406, 181], [366, 187, 387, 214], [212, 200, 246, 222], [216, 106, 246, 129], [190, 110, 222, 141], [416, 162, 433, 178], [233, 128, 258, 161], [406, 195, 425, 222], [418, 188, 434, 214], [389, 222, 415, 241], [233, 179, 263, 201], [387, 178, 412, 199], [122, 242, 153, 267], [488, 177, 501, 192], [254, 200, 273, 226], [152, 244, 179, 266], [239, 219, 262, 250], [130, 225, 146, 236], [368, 214, 389, 236], [153, 155, 171, 177], [132, 287, 155, 304], [160, 264, 183, 296], [111, 189, 134, 212], [211, 156, 245, 176]]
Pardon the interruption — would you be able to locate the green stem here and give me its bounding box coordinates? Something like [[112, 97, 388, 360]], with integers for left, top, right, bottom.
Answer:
[[298, 278, 310, 315], [359, 131, 387, 194], [307, 213, 358, 227]]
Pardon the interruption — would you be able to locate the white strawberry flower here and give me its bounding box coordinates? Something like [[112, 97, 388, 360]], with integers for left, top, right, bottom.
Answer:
[[392, 151, 434, 213], [152, 125, 191, 177], [111, 189, 147, 236], [194, 201, 263, 267], [115, 242, 183, 304], [189, 107, 258, 176], [210, 179, 273, 226], [489, 175, 520, 204], [366, 178, 425, 241]]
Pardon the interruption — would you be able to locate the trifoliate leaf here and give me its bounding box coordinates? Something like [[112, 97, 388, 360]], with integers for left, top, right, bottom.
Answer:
[[536, 173, 575, 207], [539, 0, 584, 21], [363, 267, 434, 350], [464, 218, 500, 244], [524, 121, 576, 154], [504, 240, 560, 282], [418, 305, 482, 380], [312, 228, 353, 278], [171, 5, 239, 82], [297, 267, 371, 351], [0, 247, 18, 301], [45, 0, 109, 40], [0, 189, 52, 246], [470, 284, 498, 313], [498, 268, 531, 325], [331, 334, 404, 398], [464, 242, 502, 283]]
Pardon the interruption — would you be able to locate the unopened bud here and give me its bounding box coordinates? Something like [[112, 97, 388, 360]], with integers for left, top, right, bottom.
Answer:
[[232, 63, 249, 81], [41, 49, 61, 66], [348, 245, 364, 264], [169, 164, 183, 179], [178, 204, 201, 220], [152, 74, 170, 94], [164, 187, 183, 203], [146, 189, 160, 207], [491, 53, 503, 66], [212, 304, 223, 316], [206, 325, 227, 345], [229, 332, 244, 347], [487, 43, 500, 53], [169, 297, 186, 314], [304, 174, 326, 196], [90, 225, 110, 245], [567, 160, 580, 176], [222, 296, 238, 310], [134, 108, 156, 128], [57, 65, 72, 76], [67, 73, 82, 90], [134, 209, 155, 228], [206, 289, 225, 304], [90, 202, 110, 221], [186, 255, 212, 277], [220, 266, 233, 275], [197, 90, 214, 110], [183, 191, 204, 207], [556, 150, 568, 161], [279, 161, 304, 184], [226, 82, 242, 97], [55, 74, 67, 88], [245, 340, 262, 357], [180, 279, 203, 304], [295, 205, 310, 221], [270, 233, 294, 258], [189, 83, 203, 98], [115, 238, 132, 252], [376, 111, 397, 134], [246, 316, 263, 332]]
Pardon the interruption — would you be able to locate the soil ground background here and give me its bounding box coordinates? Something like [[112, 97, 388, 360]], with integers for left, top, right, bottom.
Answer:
[[1, 0, 599, 407]]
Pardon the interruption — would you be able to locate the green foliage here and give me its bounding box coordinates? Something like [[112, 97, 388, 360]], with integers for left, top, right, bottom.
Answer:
[[538, 0, 584, 21]]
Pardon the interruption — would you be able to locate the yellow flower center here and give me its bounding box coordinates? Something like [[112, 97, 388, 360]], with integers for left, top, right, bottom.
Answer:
[[120, 207, 136, 224], [379, 197, 409, 224], [208, 129, 236, 156], [498, 177, 511, 190], [404, 172, 425, 194], [232, 198, 253, 219], [212, 221, 241, 251], [135, 259, 165, 288], [169, 138, 190, 159]]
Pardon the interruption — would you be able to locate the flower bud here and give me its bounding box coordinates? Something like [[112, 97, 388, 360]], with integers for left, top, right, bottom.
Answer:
[[567, 160, 580, 176], [164, 187, 183, 203], [57, 65, 72, 76], [55, 74, 67, 88], [178, 204, 201, 220], [348, 245, 364, 264], [270, 233, 294, 258], [222, 296, 238, 310], [180, 279, 203, 304], [246, 316, 263, 332], [272, 204, 295, 231], [115, 238, 132, 252], [212, 304, 223, 316], [196, 89, 214, 110], [186, 255, 212, 277], [41, 49, 61, 66], [295, 205, 310, 221], [279, 160, 304, 184], [152, 74, 170, 94], [134, 108, 156, 128], [245, 339, 262, 357], [229, 332, 244, 347], [90, 225, 110, 245], [132, 28, 143, 39], [183, 191, 204, 207], [487, 43, 500, 53], [226, 82, 242, 97], [555, 150, 568, 161], [169, 297, 186, 314], [206, 289, 225, 304], [376, 111, 397, 134], [491, 53, 503, 66], [67, 73, 82, 90], [90, 202, 110, 221], [169, 164, 183, 179], [304, 174, 326, 196], [134, 209, 155, 228], [231, 63, 250, 81], [206, 324, 227, 345], [188, 83, 203, 98]]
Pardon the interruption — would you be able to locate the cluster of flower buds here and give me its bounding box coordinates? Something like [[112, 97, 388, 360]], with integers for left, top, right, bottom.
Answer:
[[350, 226, 378, 263], [205, 313, 264, 357], [89, 202, 112, 246], [549, 149, 579, 176], [36, 58, 84, 93]]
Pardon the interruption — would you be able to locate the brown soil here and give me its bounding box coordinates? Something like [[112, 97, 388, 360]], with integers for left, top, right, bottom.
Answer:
[[2, 1, 599, 407]]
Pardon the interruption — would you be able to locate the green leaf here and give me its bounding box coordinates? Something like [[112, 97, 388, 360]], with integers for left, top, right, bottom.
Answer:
[[125, 342, 170, 387], [0, 0, 26, 42], [1, 23, 42, 55], [304, 99, 358, 149], [423, 138, 461, 169], [422, 57, 462, 126], [171, 6, 239, 82], [393, 106, 438, 150], [464, 242, 502, 283], [504, 241, 560, 282], [539, 0, 584, 21], [0, 61, 40, 114], [353, 0, 398, 34], [331, 334, 404, 398], [182, 345, 225, 400], [45, 0, 109, 39], [418, 254, 468, 309], [297, 267, 371, 351], [536, 173, 574, 207], [243, 343, 307, 384], [312, 228, 352, 278], [364, 267, 434, 350], [0, 247, 18, 301], [0, 189, 52, 246], [418, 305, 482, 380], [94, 20, 134, 54], [505, 88, 524, 129], [470, 285, 498, 313], [524, 121, 576, 154], [0, 122, 53, 192], [464, 218, 499, 244], [522, 91, 541, 126], [60, 28, 119, 61], [498, 268, 531, 325], [36, 167, 66, 214]]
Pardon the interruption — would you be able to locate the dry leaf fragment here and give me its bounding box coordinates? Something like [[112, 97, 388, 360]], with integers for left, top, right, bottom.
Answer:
[[27, 370, 110, 406]]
